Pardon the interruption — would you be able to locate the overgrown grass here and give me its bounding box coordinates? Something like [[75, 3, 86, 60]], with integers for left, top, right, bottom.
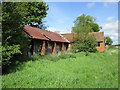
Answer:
[[2, 49, 118, 88], [31, 52, 76, 61]]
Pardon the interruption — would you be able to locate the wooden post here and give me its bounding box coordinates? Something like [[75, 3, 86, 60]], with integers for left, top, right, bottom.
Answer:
[[41, 41, 45, 55], [52, 42, 56, 54], [33, 40, 36, 55]]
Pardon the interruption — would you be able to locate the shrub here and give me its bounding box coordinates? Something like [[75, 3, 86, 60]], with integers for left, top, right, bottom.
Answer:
[[2, 45, 22, 66], [71, 33, 97, 53]]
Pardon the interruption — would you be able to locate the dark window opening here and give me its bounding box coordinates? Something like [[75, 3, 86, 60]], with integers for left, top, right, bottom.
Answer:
[[29, 40, 34, 55], [56, 42, 62, 53], [45, 41, 54, 54], [64, 43, 68, 51], [97, 42, 101, 47]]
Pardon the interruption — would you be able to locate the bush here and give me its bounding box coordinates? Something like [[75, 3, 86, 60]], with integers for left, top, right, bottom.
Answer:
[[72, 34, 97, 53]]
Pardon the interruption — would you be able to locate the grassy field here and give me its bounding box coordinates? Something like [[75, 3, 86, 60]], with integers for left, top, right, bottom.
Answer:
[[2, 48, 118, 88]]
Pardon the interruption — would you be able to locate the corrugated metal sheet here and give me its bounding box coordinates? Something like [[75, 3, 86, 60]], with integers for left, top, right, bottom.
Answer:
[[24, 25, 68, 42]]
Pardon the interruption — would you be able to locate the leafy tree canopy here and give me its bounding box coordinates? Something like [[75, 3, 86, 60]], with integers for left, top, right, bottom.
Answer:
[[72, 14, 102, 33], [104, 36, 113, 45], [23, 2, 49, 29], [71, 14, 98, 53]]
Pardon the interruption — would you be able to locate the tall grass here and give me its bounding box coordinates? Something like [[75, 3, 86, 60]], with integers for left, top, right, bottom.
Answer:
[[31, 51, 76, 61], [2, 50, 118, 88]]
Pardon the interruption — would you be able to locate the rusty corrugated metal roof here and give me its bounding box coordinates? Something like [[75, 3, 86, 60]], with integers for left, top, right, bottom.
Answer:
[[89, 32, 104, 41], [61, 33, 76, 42], [62, 32, 104, 42], [24, 25, 68, 42]]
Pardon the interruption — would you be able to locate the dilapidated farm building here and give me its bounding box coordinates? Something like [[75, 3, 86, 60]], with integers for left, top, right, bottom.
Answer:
[[23, 25, 70, 55], [23, 25, 105, 55], [62, 32, 105, 52]]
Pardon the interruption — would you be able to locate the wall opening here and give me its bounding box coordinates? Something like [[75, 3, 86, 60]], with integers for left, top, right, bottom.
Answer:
[[56, 42, 62, 53], [45, 41, 54, 54]]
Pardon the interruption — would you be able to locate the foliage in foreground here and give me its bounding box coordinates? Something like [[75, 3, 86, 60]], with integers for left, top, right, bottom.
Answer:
[[2, 2, 49, 71], [2, 50, 118, 88]]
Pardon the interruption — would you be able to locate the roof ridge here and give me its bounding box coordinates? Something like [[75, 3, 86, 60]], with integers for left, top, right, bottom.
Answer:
[[25, 25, 59, 34], [59, 34, 70, 43]]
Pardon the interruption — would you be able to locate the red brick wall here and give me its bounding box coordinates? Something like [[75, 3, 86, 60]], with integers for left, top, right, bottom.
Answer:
[[52, 42, 56, 54], [62, 43, 64, 51], [96, 42, 105, 52], [41, 41, 45, 55]]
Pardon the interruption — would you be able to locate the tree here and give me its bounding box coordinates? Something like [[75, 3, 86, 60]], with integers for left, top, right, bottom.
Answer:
[[23, 2, 49, 29], [104, 36, 113, 45], [2, 2, 49, 73], [72, 14, 102, 33], [2, 2, 27, 67], [71, 14, 98, 53]]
